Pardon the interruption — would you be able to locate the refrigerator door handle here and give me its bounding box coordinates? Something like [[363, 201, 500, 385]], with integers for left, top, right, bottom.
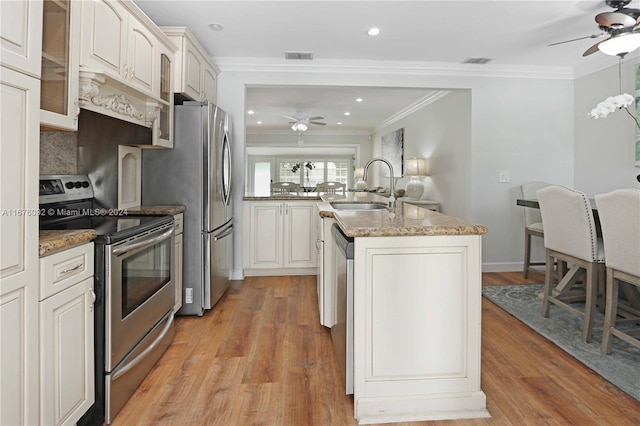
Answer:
[[213, 227, 233, 241], [221, 130, 232, 207]]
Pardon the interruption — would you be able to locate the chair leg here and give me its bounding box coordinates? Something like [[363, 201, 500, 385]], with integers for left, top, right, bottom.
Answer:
[[601, 268, 618, 354], [581, 262, 598, 343], [542, 249, 554, 318], [523, 230, 532, 279]]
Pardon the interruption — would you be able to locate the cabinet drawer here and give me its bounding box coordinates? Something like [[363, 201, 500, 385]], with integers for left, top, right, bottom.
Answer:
[[174, 213, 183, 235], [40, 243, 94, 301]]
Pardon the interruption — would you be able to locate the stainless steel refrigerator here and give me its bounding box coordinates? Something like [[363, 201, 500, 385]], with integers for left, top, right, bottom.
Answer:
[[142, 102, 232, 316]]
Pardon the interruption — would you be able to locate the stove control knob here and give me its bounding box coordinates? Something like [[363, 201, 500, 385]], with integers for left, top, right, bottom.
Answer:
[[65, 182, 75, 189], [81, 181, 90, 188], [74, 182, 82, 188]]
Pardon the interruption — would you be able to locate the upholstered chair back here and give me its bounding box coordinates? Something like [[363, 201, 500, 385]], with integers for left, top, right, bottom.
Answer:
[[594, 189, 640, 277], [537, 185, 603, 262], [521, 181, 551, 227]]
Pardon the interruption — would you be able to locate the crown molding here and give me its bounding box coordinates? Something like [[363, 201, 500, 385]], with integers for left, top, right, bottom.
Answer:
[[213, 57, 576, 80], [246, 129, 371, 137], [374, 90, 451, 132]]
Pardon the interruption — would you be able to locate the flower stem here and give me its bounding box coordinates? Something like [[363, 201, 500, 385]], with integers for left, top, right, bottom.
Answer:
[[623, 107, 640, 129]]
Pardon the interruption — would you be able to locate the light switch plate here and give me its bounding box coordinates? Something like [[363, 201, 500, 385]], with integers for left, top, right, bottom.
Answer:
[[498, 171, 510, 183]]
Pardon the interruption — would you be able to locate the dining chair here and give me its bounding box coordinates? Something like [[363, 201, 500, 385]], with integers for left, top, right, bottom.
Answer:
[[595, 189, 640, 354], [537, 185, 605, 343], [520, 182, 552, 278], [316, 181, 346, 194], [271, 182, 300, 194]]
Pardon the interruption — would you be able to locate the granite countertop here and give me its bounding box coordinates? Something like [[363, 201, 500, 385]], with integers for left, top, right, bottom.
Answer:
[[123, 205, 186, 215], [39, 229, 97, 257], [317, 197, 487, 238]]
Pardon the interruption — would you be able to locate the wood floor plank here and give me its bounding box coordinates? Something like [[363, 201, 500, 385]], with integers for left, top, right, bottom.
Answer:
[[111, 273, 640, 426]]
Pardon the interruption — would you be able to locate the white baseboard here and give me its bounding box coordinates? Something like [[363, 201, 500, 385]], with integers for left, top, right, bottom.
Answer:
[[481, 262, 521, 273], [230, 269, 244, 280]]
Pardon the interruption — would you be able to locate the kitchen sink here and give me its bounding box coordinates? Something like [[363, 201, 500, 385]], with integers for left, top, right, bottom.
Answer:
[[330, 202, 387, 210]]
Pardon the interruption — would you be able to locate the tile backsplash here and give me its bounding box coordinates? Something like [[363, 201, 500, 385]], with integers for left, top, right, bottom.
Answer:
[[40, 131, 78, 175]]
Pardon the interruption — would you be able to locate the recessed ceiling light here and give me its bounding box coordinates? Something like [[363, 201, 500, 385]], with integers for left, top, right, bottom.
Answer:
[[356, 98, 363, 102], [337, 122, 343, 125], [344, 112, 350, 116], [208, 22, 224, 31], [257, 121, 262, 125], [247, 110, 255, 115], [367, 27, 380, 36]]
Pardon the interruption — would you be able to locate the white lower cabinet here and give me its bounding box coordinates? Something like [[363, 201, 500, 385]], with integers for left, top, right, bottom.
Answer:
[[173, 213, 183, 313], [243, 200, 317, 274], [39, 243, 95, 426]]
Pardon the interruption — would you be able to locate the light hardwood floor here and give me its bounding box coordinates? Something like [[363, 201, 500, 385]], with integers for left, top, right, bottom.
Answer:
[[111, 271, 640, 425]]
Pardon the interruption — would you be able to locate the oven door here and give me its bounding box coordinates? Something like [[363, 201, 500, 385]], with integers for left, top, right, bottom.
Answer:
[[105, 223, 175, 371]]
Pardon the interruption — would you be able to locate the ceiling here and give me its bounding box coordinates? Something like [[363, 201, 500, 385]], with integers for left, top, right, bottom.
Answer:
[[134, 0, 638, 134]]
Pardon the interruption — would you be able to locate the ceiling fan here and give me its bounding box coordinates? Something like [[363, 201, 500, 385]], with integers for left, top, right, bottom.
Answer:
[[549, 0, 640, 57], [283, 111, 326, 132]]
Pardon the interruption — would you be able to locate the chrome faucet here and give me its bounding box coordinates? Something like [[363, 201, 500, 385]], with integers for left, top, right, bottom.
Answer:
[[363, 158, 396, 208]]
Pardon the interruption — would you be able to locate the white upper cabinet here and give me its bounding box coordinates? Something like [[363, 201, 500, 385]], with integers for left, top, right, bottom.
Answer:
[[77, 0, 176, 144], [0, 0, 43, 77], [40, 0, 81, 130], [202, 66, 216, 103], [80, 0, 155, 96], [80, 0, 127, 77], [125, 16, 155, 94], [162, 27, 218, 103]]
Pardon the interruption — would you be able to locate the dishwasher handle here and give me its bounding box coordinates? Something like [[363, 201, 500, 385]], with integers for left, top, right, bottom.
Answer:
[[331, 224, 354, 259]]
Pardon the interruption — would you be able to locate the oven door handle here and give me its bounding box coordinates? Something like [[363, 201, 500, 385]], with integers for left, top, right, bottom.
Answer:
[[111, 313, 174, 381], [112, 227, 174, 256]]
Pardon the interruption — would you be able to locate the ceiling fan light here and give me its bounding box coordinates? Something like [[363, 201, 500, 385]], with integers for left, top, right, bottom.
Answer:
[[598, 32, 640, 55], [291, 122, 308, 132]]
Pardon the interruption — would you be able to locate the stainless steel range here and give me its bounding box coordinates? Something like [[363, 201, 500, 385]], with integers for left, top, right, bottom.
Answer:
[[39, 175, 175, 425]]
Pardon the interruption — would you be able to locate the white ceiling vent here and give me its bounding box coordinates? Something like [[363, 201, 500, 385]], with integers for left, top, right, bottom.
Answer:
[[285, 51, 314, 60], [462, 57, 492, 64]]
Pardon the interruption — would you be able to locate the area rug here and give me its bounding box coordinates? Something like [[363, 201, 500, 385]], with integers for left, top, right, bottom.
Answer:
[[482, 284, 640, 402]]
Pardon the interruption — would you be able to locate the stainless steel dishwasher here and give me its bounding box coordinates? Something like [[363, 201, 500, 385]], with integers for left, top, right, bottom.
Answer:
[[331, 224, 354, 395]]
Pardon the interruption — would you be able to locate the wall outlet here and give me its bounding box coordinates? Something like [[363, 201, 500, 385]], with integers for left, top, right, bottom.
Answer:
[[185, 288, 193, 304], [498, 171, 510, 183]]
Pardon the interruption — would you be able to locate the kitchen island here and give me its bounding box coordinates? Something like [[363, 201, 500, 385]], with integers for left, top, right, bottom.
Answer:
[[317, 198, 489, 424]]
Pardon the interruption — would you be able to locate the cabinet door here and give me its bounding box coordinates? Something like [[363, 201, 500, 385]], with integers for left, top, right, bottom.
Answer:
[[40, 278, 95, 426], [284, 202, 316, 268], [183, 45, 202, 100], [0, 0, 43, 77], [202, 65, 216, 102], [40, 0, 81, 130], [249, 202, 283, 268], [80, 0, 127, 76], [118, 145, 141, 209], [126, 15, 155, 95], [153, 46, 173, 148], [0, 67, 40, 426]]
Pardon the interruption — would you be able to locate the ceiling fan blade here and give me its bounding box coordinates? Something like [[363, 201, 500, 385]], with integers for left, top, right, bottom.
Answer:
[[583, 38, 608, 56], [282, 115, 299, 121], [307, 116, 324, 120], [309, 121, 326, 126], [548, 34, 602, 46], [595, 11, 636, 28]]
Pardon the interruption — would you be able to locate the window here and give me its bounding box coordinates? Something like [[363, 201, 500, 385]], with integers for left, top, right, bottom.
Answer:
[[247, 155, 353, 195]]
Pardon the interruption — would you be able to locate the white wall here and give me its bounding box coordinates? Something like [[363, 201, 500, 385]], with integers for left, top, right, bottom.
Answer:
[[216, 66, 575, 277], [372, 90, 471, 220], [574, 57, 639, 196]]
